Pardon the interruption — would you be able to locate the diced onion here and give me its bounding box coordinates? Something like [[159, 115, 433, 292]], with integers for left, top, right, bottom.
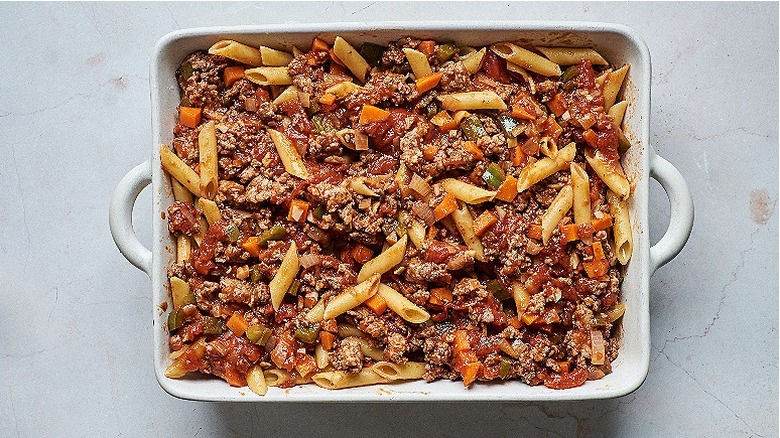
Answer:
[[244, 97, 257, 112], [299, 253, 321, 269], [412, 202, 435, 226], [409, 173, 433, 200]]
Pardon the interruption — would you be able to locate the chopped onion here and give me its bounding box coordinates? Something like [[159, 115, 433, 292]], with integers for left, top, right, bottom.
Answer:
[[412, 202, 435, 226], [590, 330, 606, 365], [409, 173, 433, 200], [299, 253, 321, 269], [297, 92, 310, 108], [244, 97, 257, 112]]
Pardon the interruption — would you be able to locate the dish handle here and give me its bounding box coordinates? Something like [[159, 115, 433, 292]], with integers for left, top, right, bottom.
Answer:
[[648, 150, 694, 274], [110, 161, 153, 276]]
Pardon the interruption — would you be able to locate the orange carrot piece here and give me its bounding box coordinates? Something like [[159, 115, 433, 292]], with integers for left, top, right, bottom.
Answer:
[[359, 104, 390, 124], [241, 237, 261, 257], [415, 72, 443, 93], [582, 129, 599, 147], [592, 241, 606, 261], [319, 331, 336, 351], [179, 106, 202, 128], [511, 146, 527, 167], [461, 140, 484, 160], [418, 40, 436, 56], [311, 37, 330, 52], [511, 104, 536, 120], [591, 215, 613, 231], [223, 66, 245, 87], [560, 224, 579, 243], [527, 224, 543, 240], [422, 143, 439, 161], [433, 193, 458, 221], [363, 293, 387, 315], [473, 210, 498, 236], [319, 93, 337, 105], [350, 243, 374, 264], [430, 287, 453, 304], [583, 259, 609, 278], [521, 312, 538, 326], [494, 175, 518, 202], [287, 199, 310, 223], [547, 93, 567, 117], [226, 313, 248, 336], [461, 362, 480, 387], [508, 316, 522, 329]]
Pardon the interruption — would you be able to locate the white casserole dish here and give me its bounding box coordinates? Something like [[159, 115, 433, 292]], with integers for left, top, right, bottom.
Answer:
[[110, 21, 693, 402]]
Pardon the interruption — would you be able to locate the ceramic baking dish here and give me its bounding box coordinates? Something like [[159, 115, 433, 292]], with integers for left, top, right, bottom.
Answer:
[[110, 21, 693, 401]]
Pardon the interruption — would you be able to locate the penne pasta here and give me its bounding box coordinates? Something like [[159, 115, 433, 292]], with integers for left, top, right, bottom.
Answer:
[[460, 47, 486, 74], [539, 137, 558, 158], [263, 369, 290, 387], [191, 216, 209, 246], [406, 218, 426, 249], [208, 40, 262, 66], [585, 150, 630, 200], [325, 81, 364, 99], [490, 42, 562, 77], [198, 121, 218, 199], [377, 284, 431, 324], [269, 242, 300, 311], [246, 365, 268, 396], [517, 142, 576, 192], [176, 235, 191, 263], [541, 185, 573, 244], [272, 85, 301, 107], [357, 235, 407, 282], [506, 61, 536, 93], [338, 324, 367, 339], [345, 337, 384, 361], [535, 46, 608, 66], [607, 190, 633, 265], [268, 129, 309, 180], [512, 282, 531, 316], [437, 91, 507, 111], [440, 178, 496, 204], [197, 198, 222, 225], [244, 67, 293, 86], [259, 46, 294, 66], [608, 100, 628, 127], [170, 177, 193, 203], [570, 162, 592, 226], [314, 344, 330, 370], [305, 297, 326, 323], [312, 368, 388, 390], [403, 48, 433, 78], [160, 145, 202, 198], [169, 276, 191, 309], [373, 361, 426, 380], [602, 65, 628, 111], [451, 203, 485, 261], [323, 273, 381, 319], [332, 36, 370, 83]]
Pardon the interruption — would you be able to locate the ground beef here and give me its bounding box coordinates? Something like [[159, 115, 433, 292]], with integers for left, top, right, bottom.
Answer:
[[328, 338, 364, 373], [167, 201, 200, 235], [177, 51, 230, 110], [218, 277, 270, 307], [383, 333, 408, 363]]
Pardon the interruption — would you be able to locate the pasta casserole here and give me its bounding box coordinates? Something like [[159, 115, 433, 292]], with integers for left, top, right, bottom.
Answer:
[[160, 35, 633, 394]]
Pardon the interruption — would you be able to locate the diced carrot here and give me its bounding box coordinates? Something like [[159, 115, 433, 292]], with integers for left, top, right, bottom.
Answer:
[[295, 352, 318, 378], [415, 71, 443, 93], [583, 259, 609, 278], [521, 136, 540, 155], [547, 93, 567, 117], [179, 106, 202, 128], [359, 104, 390, 124], [461, 362, 481, 387], [319, 331, 337, 351], [494, 175, 518, 202], [543, 116, 562, 139], [430, 287, 453, 304], [591, 215, 613, 231], [511, 104, 536, 120], [582, 129, 599, 147], [418, 40, 436, 56], [433, 193, 458, 221], [311, 37, 330, 52], [430, 110, 458, 132], [560, 224, 579, 243], [422, 143, 439, 161], [226, 313, 248, 336], [521, 312, 538, 326], [508, 316, 522, 329], [453, 329, 470, 353], [363, 293, 387, 315], [319, 93, 337, 105], [350, 243, 373, 264], [511, 146, 527, 167], [223, 66, 245, 87], [592, 241, 606, 261], [461, 140, 483, 160], [473, 210, 498, 236], [287, 199, 310, 223], [527, 224, 543, 240], [241, 237, 261, 257]]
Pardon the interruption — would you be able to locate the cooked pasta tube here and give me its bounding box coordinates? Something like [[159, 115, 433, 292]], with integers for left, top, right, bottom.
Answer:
[[608, 100, 628, 127], [268, 129, 309, 180], [607, 190, 633, 265], [437, 91, 507, 111], [403, 48, 433, 78], [570, 163, 592, 226], [439, 178, 496, 204], [357, 235, 407, 282], [314, 344, 330, 370], [373, 361, 426, 380], [246, 365, 268, 396], [169, 276, 192, 309], [325, 81, 364, 98], [170, 177, 193, 203], [541, 185, 573, 244], [344, 337, 384, 361], [451, 203, 485, 261], [176, 236, 191, 263], [269, 242, 300, 311], [198, 121, 218, 199], [259, 46, 294, 66], [535, 47, 608, 66], [332, 37, 370, 83], [490, 42, 562, 77], [312, 368, 388, 390], [244, 67, 293, 86], [377, 284, 430, 324], [208, 40, 262, 66], [305, 298, 326, 323], [585, 150, 630, 200], [602, 65, 628, 111], [272, 85, 301, 107], [323, 273, 381, 319], [460, 47, 486, 74], [511, 282, 531, 316], [197, 198, 222, 225], [517, 142, 576, 192], [160, 145, 202, 198]]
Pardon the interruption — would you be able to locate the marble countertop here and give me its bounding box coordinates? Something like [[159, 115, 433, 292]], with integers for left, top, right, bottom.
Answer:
[[1, 2, 777, 437]]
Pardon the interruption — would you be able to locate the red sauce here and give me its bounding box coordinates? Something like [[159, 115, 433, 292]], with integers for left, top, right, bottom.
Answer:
[[191, 221, 227, 275], [543, 367, 588, 389], [481, 50, 512, 84], [167, 201, 200, 235], [362, 108, 430, 154]]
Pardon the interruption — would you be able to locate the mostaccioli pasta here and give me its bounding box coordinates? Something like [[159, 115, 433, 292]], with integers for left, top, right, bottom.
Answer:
[[161, 35, 634, 394]]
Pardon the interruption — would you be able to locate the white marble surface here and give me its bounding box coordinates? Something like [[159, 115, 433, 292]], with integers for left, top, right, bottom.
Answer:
[[1, 2, 777, 437]]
